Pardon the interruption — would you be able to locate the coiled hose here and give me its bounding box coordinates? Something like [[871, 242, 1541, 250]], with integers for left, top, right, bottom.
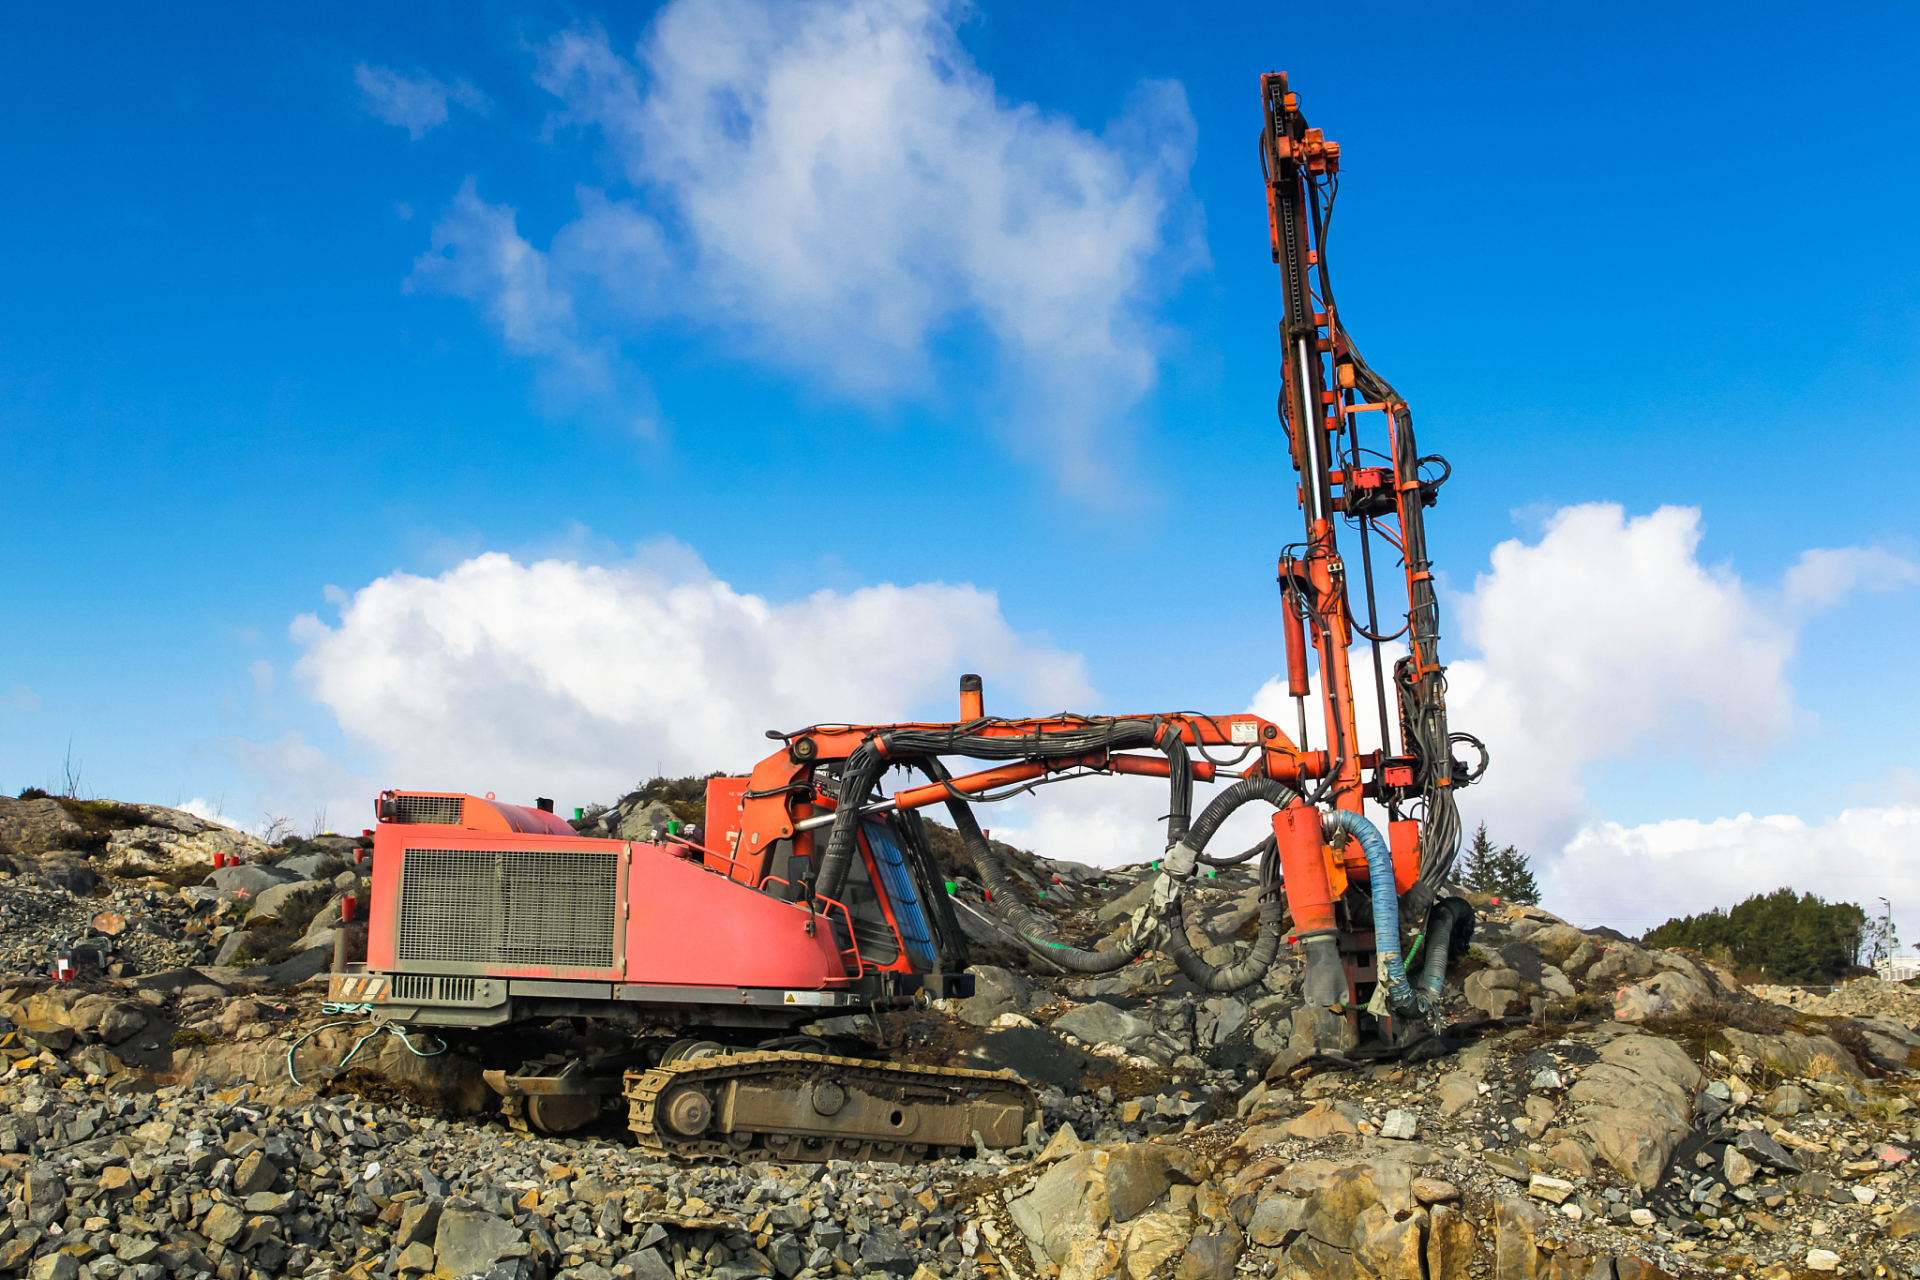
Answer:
[[1159, 777, 1299, 991]]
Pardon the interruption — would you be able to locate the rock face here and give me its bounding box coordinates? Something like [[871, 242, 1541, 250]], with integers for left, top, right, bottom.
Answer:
[[1569, 1034, 1702, 1188]]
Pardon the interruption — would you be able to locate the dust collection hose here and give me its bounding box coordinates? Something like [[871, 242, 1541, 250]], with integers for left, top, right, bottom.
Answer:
[[1416, 895, 1474, 1000], [1319, 809, 1421, 1013]]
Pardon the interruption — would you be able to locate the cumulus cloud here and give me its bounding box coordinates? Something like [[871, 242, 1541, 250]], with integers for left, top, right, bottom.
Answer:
[[290, 541, 1091, 807], [1548, 805, 1920, 943], [1439, 504, 1799, 858], [416, 0, 1199, 490], [354, 64, 486, 139]]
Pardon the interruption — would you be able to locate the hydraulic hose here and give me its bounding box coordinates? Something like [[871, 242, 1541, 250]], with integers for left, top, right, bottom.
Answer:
[[1416, 895, 1473, 999], [937, 720, 1192, 974], [1159, 777, 1300, 992], [1198, 833, 1275, 868], [1320, 810, 1419, 1013], [923, 758, 1057, 941]]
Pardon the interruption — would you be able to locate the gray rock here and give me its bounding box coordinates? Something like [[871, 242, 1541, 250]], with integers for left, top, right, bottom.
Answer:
[[1052, 1000, 1155, 1051], [434, 1204, 524, 1278], [625, 1249, 674, 1280], [1095, 877, 1155, 924], [97, 1002, 149, 1045], [1734, 1128, 1802, 1174], [1464, 968, 1522, 1017], [1204, 996, 1249, 1044], [1587, 942, 1657, 984], [274, 852, 344, 879], [858, 1228, 915, 1277], [214, 931, 253, 966], [246, 878, 319, 921], [1378, 1109, 1417, 1140], [241, 944, 333, 986], [957, 965, 1034, 1026], [29, 1254, 78, 1280], [769, 1234, 805, 1278], [1247, 1193, 1308, 1246], [615, 802, 679, 843], [208, 864, 301, 898]]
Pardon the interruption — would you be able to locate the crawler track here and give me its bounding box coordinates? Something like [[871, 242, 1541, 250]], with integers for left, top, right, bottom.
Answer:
[[624, 1050, 1037, 1164]]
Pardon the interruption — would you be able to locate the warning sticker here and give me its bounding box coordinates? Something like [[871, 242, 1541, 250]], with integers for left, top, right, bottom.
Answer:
[[1231, 721, 1260, 744]]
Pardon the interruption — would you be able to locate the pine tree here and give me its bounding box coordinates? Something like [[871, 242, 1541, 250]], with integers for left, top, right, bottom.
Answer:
[[1459, 823, 1497, 894], [1489, 843, 1542, 905]]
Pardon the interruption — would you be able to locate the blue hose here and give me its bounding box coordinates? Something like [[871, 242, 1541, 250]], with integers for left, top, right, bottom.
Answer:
[[1321, 810, 1420, 1014]]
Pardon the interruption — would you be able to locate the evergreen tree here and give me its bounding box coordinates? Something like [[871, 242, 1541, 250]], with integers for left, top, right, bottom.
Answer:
[[1459, 824, 1497, 894], [1457, 823, 1541, 905], [1643, 889, 1867, 981]]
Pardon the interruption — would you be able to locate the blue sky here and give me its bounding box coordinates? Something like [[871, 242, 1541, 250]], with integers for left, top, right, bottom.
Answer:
[[3, 1, 1918, 934]]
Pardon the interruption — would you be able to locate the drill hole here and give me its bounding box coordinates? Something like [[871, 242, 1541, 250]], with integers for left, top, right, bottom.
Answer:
[[889, 1109, 905, 1127]]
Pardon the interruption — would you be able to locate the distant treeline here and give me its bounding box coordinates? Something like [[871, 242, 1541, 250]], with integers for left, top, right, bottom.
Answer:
[[1643, 888, 1866, 982]]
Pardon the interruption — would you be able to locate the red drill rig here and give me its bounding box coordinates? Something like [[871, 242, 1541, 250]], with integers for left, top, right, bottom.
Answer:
[[326, 73, 1483, 1156]]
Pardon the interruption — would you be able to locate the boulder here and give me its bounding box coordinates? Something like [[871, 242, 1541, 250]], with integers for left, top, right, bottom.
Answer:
[[1121, 1213, 1190, 1280], [615, 802, 679, 843], [1052, 1001, 1155, 1052], [1611, 968, 1712, 1022], [957, 965, 1033, 1026], [247, 877, 321, 921], [1465, 968, 1522, 1017], [209, 863, 301, 899], [433, 1203, 524, 1279], [1721, 1027, 1862, 1078], [96, 1002, 149, 1045], [1587, 942, 1657, 985], [1006, 1145, 1178, 1264]]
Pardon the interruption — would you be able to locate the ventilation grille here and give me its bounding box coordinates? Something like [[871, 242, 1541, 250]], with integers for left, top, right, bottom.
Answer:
[[393, 795, 464, 826], [397, 848, 619, 970], [389, 973, 480, 1004]]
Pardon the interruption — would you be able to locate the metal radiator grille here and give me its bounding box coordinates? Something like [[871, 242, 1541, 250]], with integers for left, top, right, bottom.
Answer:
[[394, 795, 464, 825], [390, 974, 480, 1004], [397, 848, 618, 970]]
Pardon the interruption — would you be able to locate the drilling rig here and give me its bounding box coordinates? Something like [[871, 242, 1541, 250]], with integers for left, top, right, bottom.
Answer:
[[325, 72, 1484, 1153]]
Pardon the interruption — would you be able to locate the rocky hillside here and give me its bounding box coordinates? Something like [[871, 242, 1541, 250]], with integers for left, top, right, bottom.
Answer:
[[0, 797, 1917, 1280]]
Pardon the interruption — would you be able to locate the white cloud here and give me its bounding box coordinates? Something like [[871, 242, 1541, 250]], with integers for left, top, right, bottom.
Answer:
[[408, 179, 657, 433], [1, 683, 41, 713], [248, 660, 275, 695], [1781, 545, 1920, 614], [1441, 503, 1799, 858], [1548, 805, 1920, 943], [417, 0, 1199, 490], [354, 64, 486, 140], [290, 541, 1091, 808]]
